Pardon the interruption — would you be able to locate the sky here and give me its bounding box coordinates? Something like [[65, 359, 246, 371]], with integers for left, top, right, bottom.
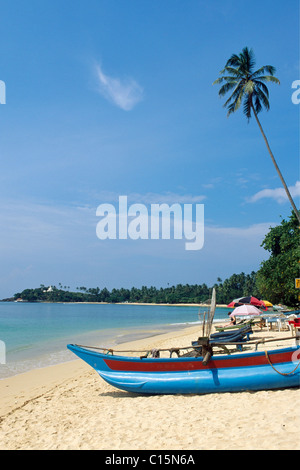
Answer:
[[0, 0, 299, 298]]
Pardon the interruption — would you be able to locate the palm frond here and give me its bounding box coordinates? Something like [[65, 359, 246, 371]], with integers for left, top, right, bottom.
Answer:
[[218, 80, 239, 97], [251, 65, 277, 78], [225, 53, 241, 67], [212, 75, 239, 86], [212, 77, 225, 85], [242, 47, 256, 74], [254, 80, 269, 98], [263, 75, 280, 85], [226, 102, 236, 117], [243, 95, 252, 120], [254, 94, 263, 114], [222, 66, 243, 77], [233, 87, 245, 112], [253, 75, 280, 85], [255, 87, 270, 112], [264, 65, 276, 75], [223, 83, 243, 107]]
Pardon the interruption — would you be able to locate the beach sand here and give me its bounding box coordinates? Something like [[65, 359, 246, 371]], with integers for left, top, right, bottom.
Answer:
[[0, 323, 299, 450]]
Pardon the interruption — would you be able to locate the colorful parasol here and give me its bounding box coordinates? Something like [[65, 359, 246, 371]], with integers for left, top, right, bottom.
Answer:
[[227, 296, 265, 308], [230, 305, 261, 317]]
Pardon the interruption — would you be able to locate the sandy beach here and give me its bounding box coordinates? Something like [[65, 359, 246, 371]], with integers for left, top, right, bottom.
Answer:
[[0, 323, 299, 450]]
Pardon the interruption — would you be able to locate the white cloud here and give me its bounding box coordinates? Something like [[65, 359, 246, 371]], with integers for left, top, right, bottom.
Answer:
[[248, 181, 300, 204], [206, 222, 276, 239], [91, 190, 206, 205], [95, 63, 144, 111]]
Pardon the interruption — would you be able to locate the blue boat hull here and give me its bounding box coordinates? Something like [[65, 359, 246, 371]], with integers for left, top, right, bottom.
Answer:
[[67, 344, 300, 395]]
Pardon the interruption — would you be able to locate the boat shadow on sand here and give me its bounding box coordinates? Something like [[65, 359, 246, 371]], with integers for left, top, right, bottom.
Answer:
[[97, 385, 300, 399]]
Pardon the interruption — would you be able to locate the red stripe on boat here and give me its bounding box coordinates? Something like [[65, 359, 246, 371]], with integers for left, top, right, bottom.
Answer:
[[103, 350, 292, 372]]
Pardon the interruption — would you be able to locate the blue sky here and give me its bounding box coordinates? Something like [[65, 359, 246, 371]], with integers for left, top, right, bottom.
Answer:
[[0, 0, 299, 298]]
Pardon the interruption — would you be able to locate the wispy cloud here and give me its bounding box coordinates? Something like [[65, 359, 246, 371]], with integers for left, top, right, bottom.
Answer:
[[90, 190, 206, 205], [206, 222, 276, 238], [247, 181, 300, 204], [95, 63, 144, 111]]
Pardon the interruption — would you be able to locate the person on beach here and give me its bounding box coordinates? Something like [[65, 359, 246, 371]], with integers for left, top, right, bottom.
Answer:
[[222, 312, 237, 327]]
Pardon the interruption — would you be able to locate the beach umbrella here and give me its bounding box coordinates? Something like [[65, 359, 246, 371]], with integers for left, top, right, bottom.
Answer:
[[262, 300, 273, 307], [227, 296, 265, 308], [230, 305, 261, 317]]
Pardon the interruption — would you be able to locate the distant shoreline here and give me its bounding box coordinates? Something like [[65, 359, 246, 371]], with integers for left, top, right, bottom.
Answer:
[[7, 299, 229, 308]]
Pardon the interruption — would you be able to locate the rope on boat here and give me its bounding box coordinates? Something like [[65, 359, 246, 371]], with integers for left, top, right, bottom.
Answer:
[[75, 344, 194, 357], [264, 350, 300, 376]]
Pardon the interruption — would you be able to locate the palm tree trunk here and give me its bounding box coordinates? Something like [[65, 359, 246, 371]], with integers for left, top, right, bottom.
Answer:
[[251, 105, 300, 224]]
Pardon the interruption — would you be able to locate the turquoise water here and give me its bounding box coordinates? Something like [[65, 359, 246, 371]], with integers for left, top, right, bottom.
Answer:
[[0, 302, 230, 378]]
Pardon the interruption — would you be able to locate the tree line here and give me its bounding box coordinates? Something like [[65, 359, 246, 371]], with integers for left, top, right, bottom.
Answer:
[[13, 272, 257, 305]]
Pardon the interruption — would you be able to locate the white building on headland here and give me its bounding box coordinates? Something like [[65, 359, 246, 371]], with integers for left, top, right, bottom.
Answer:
[[43, 286, 53, 293]]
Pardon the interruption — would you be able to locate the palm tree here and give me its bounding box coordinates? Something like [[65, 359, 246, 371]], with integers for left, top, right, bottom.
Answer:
[[213, 47, 300, 224]]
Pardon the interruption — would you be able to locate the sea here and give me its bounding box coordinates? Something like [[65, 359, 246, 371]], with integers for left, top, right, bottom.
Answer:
[[0, 301, 231, 379]]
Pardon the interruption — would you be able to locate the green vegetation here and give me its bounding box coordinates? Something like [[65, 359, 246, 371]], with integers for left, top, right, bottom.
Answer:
[[13, 272, 258, 305], [256, 210, 300, 307]]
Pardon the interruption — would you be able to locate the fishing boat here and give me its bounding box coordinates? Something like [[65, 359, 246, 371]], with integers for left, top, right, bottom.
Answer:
[[67, 290, 300, 395]]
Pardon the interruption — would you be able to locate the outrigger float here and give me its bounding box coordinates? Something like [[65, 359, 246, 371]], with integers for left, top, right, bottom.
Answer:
[[67, 290, 300, 395]]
